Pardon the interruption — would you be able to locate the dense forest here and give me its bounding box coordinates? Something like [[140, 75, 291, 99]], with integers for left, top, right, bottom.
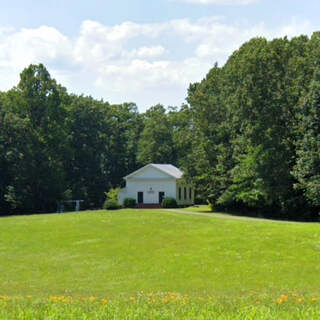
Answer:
[[1, 32, 320, 221]]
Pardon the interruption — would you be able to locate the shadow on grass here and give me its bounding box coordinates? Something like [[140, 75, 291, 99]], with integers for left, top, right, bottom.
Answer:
[[184, 205, 320, 223]]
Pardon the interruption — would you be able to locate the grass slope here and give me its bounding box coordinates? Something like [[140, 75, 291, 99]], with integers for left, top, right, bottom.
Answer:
[[1, 207, 319, 298]]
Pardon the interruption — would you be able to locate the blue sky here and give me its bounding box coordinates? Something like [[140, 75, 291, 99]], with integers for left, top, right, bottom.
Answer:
[[0, 0, 319, 110]]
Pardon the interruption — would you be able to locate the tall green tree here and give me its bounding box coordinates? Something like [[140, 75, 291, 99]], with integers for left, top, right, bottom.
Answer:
[[137, 104, 176, 165], [293, 67, 320, 208], [186, 64, 233, 204], [64, 98, 142, 207], [2, 64, 68, 213]]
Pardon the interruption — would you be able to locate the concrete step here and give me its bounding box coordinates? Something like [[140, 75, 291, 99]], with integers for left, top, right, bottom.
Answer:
[[136, 204, 162, 209]]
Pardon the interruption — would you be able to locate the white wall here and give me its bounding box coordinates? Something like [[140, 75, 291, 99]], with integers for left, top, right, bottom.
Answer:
[[118, 179, 176, 204], [176, 181, 194, 206], [118, 165, 194, 206]]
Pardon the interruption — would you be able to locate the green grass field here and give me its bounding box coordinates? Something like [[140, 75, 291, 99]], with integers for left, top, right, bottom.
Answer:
[[0, 207, 320, 319]]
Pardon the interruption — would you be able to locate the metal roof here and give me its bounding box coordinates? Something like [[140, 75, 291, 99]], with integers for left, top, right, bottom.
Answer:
[[151, 164, 183, 179], [124, 163, 183, 179]]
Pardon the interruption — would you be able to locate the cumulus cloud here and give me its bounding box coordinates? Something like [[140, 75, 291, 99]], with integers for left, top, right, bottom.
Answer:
[[124, 46, 166, 58], [0, 26, 72, 70], [0, 18, 315, 110]]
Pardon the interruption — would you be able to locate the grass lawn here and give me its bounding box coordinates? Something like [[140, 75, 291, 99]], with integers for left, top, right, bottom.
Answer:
[[0, 207, 320, 318]]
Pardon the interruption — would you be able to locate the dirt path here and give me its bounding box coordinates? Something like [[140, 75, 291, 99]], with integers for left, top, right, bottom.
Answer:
[[164, 209, 309, 224]]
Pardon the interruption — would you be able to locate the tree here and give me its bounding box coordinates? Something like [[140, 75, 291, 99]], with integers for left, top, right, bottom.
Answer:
[[64, 98, 142, 208], [293, 67, 320, 208], [186, 64, 233, 204], [1, 64, 68, 213], [137, 104, 176, 165]]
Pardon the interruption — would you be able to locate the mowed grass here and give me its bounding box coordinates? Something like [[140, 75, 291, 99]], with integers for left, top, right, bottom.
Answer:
[[0, 207, 320, 318]]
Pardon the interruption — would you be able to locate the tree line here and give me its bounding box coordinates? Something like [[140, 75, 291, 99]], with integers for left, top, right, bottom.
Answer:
[[1, 32, 320, 220], [0, 65, 143, 214], [186, 32, 320, 221]]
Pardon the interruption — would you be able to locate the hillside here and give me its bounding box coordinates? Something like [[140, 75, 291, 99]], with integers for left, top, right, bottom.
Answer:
[[1, 208, 319, 298]]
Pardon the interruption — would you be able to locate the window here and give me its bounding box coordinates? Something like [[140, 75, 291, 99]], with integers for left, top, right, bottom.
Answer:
[[189, 187, 192, 200], [184, 187, 187, 200], [179, 187, 181, 200]]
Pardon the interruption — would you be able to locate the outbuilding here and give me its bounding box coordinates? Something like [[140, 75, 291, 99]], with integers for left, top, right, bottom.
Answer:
[[118, 163, 194, 207]]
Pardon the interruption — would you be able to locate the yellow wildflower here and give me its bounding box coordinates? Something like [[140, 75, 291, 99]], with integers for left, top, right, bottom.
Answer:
[[276, 294, 288, 304]]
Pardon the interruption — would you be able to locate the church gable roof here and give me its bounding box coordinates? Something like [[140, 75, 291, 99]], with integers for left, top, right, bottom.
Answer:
[[124, 163, 183, 180], [151, 164, 183, 179]]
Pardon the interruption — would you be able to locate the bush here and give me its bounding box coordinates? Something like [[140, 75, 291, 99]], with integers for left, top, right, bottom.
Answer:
[[123, 198, 136, 208], [104, 199, 120, 210], [162, 197, 178, 208], [104, 187, 120, 201], [207, 200, 214, 212]]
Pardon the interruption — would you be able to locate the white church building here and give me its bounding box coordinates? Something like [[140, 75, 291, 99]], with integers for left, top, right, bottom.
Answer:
[[118, 164, 194, 206]]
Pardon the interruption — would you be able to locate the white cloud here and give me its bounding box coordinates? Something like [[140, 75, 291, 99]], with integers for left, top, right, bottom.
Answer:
[[0, 26, 72, 70], [124, 46, 166, 58], [0, 18, 315, 110], [173, 0, 258, 5]]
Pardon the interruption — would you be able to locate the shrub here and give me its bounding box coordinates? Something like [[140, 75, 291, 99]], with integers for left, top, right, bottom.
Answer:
[[207, 200, 214, 212], [162, 197, 178, 208], [104, 187, 120, 201], [104, 199, 120, 210], [123, 198, 136, 208]]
